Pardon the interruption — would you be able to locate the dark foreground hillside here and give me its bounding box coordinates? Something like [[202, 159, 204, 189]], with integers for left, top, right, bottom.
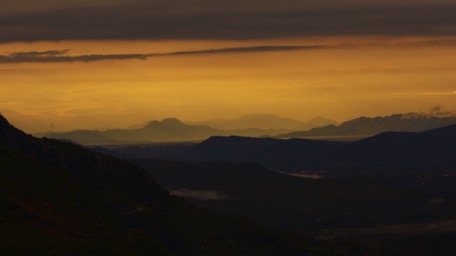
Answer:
[[0, 114, 315, 255]]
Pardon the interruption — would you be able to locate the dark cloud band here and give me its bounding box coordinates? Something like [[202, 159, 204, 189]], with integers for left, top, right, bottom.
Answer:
[[1, 2, 456, 42]]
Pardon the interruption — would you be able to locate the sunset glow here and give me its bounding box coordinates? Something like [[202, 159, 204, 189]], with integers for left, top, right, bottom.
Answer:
[[1, 0, 456, 133]]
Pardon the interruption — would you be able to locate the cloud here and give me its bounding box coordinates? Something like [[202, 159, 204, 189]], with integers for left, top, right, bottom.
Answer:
[[393, 90, 456, 96], [428, 105, 456, 116], [0, 50, 147, 63], [172, 45, 323, 54], [405, 39, 456, 47], [9, 50, 69, 57], [0, 45, 327, 63], [1, 1, 456, 42]]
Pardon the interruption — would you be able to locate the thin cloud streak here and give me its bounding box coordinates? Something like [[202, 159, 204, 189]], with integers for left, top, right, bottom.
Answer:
[[392, 91, 456, 96], [5, 37, 456, 64], [0, 45, 327, 63]]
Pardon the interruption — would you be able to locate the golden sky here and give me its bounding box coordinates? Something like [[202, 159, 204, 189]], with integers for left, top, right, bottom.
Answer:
[[1, 36, 456, 133], [1, 0, 456, 132]]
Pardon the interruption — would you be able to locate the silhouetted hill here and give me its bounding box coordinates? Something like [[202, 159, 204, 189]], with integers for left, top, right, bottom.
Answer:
[[124, 122, 456, 174], [0, 114, 313, 255], [178, 136, 344, 171], [196, 114, 337, 130], [315, 124, 456, 175], [422, 123, 456, 139], [329, 132, 455, 167], [280, 113, 456, 139]]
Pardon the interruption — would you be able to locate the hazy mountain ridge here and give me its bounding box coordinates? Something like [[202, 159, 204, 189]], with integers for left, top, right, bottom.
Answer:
[[280, 113, 456, 138], [38, 115, 337, 145], [39, 117, 293, 145], [194, 114, 337, 130], [41, 112, 456, 146], [37, 118, 219, 145]]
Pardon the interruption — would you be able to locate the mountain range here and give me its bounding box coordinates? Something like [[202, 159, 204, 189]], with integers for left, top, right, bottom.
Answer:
[[3, 113, 456, 255], [280, 113, 456, 139], [37, 118, 217, 145], [37, 114, 337, 145], [39, 113, 456, 146], [110, 122, 456, 174], [38, 118, 294, 145]]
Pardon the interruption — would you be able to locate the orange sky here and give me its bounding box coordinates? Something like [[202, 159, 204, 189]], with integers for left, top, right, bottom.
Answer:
[[1, 36, 456, 133]]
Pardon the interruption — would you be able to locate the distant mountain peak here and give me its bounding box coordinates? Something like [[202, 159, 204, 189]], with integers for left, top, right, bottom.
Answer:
[[161, 117, 184, 125], [307, 116, 332, 121], [143, 118, 184, 129], [144, 120, 160, 126]]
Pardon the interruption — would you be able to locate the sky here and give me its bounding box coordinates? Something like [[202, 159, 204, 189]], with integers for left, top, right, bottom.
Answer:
[[1, 0, 456, 133]]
